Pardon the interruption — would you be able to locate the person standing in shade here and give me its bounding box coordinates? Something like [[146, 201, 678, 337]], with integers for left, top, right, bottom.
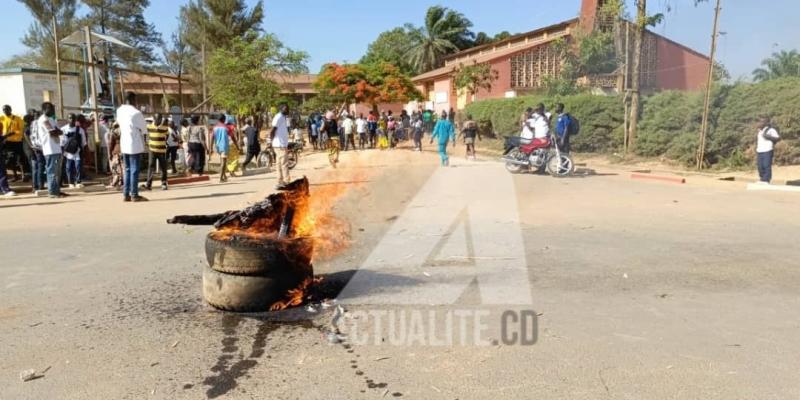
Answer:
[[0, 123, 15, 196], [241, 117, 261, 174], [143, 113, 169, 191], [1, 105, 28, 182], [211, 115, 230, 183], [106, 122, 123, 189], [116, 92, 148, 202], [166, 119, 181, 174], [98, 115, 111, 174], [270, 104, 291, 189], [24, 111, 44, 194], [430, 111, 455, 166], [35, 102, 66, 198], [60, 114, 87, 188], [756, 116, 781, 184], [187, 115, 207, 175]]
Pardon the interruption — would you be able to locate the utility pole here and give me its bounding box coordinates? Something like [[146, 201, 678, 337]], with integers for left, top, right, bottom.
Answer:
[[627, 0, 646, 155], [52, 15, 65, 119], [696, 0, 722, 170]]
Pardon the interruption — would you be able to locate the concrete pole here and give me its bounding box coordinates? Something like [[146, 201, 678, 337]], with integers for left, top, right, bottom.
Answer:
[[696, 0, 722, 170], [84, 26, 101, 173], [52, 16, 65, 119]]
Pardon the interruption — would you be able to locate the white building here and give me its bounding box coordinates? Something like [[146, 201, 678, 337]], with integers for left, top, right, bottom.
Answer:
[[0, 67, 80, 115]]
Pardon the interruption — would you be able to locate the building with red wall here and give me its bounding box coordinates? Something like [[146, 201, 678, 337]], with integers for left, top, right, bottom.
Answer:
[[410, 0, 710, 113]]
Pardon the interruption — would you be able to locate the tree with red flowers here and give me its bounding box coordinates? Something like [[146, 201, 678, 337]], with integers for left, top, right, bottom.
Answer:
[[314, 62, 422, 110]]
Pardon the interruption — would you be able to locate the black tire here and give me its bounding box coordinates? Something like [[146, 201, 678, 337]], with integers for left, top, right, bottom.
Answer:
[[205, 233, 313, 276], [504, 149, 524, 174], [202, 265, 289, 312], [287, 151, 298, 170]]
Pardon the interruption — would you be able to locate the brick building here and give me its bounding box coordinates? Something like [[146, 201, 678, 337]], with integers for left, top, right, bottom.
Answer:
[[410, 0, 711, 113]]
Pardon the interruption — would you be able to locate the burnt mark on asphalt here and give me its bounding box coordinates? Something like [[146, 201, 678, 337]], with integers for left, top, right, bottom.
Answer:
[[202, 314, 316, 399]]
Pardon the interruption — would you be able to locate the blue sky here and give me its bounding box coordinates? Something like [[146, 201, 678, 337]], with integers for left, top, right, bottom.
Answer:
[[2, 0, 798, 80]]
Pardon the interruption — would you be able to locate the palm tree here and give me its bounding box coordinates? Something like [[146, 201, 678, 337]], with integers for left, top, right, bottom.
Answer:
[[408, 6, 474, 73], [753, 50, 800, 82]]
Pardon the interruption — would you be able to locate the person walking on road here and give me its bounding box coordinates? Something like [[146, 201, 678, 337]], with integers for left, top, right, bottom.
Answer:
[[320, 111, 340, 167], [143, 113, 169, 191], [117, 92, 148, 202], [412, 116, 423, 152], [459, 114, 480, 160], [241, 117, 260, 174], [430, 111, 455, 166], [166, 119, 181, 174], [367, 111, 378, 148], [756, 116, 780, 184], [211, 115, 231, 183], [270, 104, 291, 189]]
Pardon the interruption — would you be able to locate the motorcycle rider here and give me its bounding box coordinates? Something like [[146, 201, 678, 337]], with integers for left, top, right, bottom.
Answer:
[[526, 103, 550, 148]]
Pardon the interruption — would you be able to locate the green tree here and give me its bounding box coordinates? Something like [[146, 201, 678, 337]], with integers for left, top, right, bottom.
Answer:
[[752, 50, 800, 82], [80, 0, 163, 67], [16, 0, 79, 68], [161, 21, 192, 110], [207, 35, 307, 116], [360, 25, 420, 76], [453, 62, 498, 97], [408, 6, 475, 73], [182, 0, 264, 52]]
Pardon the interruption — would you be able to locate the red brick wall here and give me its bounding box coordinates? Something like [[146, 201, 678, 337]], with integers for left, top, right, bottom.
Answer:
[[655, 37, 710, 91], [580, 0, 600, 32]]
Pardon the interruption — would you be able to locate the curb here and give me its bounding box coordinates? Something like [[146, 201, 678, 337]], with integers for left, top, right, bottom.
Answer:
[[630, 173, 686, 184], [747, 183, 800, 193]]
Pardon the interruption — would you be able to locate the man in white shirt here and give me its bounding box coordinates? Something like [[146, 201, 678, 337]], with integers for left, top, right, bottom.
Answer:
[[270, 103, 291, 189], [35, 102, 66, 198], [116, 92, 148, 202], [355, 114, 367, 149], [756, 116, 780, 184], [342, 114, 355, 151]]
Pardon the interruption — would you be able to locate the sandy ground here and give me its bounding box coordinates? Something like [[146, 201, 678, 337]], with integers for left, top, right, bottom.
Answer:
[[1, 145, 800, 399]]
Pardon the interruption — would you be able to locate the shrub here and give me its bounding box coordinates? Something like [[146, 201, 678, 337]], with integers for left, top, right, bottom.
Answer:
[[464, 77, 800, 166], [464, 93, 624, 153]]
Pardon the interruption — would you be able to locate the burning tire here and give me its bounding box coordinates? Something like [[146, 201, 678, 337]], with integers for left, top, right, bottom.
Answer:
[[205, 232, 313, 276], [202, 265, 288, 312]]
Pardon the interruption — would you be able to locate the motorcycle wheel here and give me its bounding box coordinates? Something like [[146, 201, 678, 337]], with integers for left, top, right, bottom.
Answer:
[[547, 153, 574, 177], [504, 149, 524, 174], [257, 152, 270, 169], [287, 151, 299, 169]]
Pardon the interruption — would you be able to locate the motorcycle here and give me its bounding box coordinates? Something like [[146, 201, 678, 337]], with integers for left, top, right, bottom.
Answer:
[[257, 141, 302, 170], [501, 135, 574, 177]]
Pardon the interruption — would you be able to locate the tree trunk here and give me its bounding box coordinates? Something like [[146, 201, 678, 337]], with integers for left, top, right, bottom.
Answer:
[[628, 0, 646, 154]]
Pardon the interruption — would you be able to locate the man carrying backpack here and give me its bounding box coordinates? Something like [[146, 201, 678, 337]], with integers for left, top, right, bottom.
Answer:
[[756, 116, 780, 184], [554, 103, 579, 154], [61, 114, 87, 188]]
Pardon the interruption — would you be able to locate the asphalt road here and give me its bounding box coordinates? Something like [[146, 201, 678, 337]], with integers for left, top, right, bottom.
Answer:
[[1, 148, 799, 399]]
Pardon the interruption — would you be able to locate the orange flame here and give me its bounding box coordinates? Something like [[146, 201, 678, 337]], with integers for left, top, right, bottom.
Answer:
[[268, 276, 323, 311]]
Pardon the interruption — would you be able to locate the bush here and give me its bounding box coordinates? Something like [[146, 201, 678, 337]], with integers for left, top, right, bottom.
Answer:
[[464, 77, 800, 166], [464, 93, 624, 153]]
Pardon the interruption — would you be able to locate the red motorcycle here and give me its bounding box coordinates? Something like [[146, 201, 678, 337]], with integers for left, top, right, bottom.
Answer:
[[501, 135, 574, 177]]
